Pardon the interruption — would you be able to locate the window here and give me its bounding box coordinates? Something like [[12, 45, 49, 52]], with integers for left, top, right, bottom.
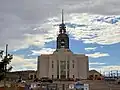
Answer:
[[73, 75, 75, 78], [60, 61, 66, 79], [57, 60, 59, 79], [52, 63, 54, 68], [57, 75, 59, 79], [34, 75, 36, 79], [60, 61, 66, 69], [67, 61, 69, 69], [52, 75, 54, 79], [52, 61, 54, 68], [61, 71, 66, 75], [73, 64, 74, 68], [67, 60, 69, 78], [61, 39, 65, 47]]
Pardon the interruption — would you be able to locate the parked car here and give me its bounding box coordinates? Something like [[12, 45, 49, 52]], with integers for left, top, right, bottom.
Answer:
[[40, 77, 53, 83], [34, 78, 39, 82], [16, 79, 26, 83]]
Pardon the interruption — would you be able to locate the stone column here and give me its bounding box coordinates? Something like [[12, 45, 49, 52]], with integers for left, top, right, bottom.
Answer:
[[37, 56, 40, 79], [59, 60, 61, 79], [66, 58, 68, 79]]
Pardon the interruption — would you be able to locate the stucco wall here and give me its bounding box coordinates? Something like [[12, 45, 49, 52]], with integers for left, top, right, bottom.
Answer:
[[37, 55, 49, 78], [37, 49, 89, 79]]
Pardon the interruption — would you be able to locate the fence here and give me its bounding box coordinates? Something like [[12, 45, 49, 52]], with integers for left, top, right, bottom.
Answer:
[[0, 83, 74, 90], [28, 83, 89, 90], [0, 82, 89, 90]]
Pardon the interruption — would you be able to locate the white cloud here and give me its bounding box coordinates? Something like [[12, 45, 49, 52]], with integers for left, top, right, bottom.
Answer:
[[24, 34, 55, 47], [32, 48, 56, 55], [8, 48, 56, 71], [85, 47, 97, 51], [101, 65, 120, 72], [9, 55, 37, 71], [86, 52, 109, 58], [0, 0, 120, 51], [89, 62, 105, 65], [90, 65, 120, 74], [89, 68, 100, 71], [30, 13, 120, 47], [65, 13, 120, 45], [0, 12, 120, 51]]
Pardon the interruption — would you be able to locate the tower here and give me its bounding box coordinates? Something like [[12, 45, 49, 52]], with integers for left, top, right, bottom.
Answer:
[[57, 10, 69, 49], [37, 10, 89, 80]]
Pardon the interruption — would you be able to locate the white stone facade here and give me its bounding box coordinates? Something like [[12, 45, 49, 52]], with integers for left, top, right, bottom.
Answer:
[[37, 48, 89, 79]]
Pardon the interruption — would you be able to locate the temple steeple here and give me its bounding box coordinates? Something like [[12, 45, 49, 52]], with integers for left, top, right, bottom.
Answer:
[[62, 9, 64, 24], [57, 10, 69, 49], [59, 9, 66, 34]]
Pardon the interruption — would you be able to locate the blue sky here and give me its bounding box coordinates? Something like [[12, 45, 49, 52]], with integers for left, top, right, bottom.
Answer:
[[0, 0, 120, 73]]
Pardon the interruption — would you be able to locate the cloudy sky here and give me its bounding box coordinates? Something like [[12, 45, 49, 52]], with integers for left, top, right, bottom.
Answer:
[[0, 0, 120, 74]]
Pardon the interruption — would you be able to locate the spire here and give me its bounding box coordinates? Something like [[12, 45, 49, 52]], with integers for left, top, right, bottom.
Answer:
[[62, 9, 64, 24], [59, 9, 66, 34], [57, 9, 69, 49]]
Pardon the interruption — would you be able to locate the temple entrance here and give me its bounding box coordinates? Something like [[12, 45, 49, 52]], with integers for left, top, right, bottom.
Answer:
[[61, 75, 66, 79]]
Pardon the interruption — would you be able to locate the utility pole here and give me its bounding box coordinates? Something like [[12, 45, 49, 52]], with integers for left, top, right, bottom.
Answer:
[[3, 44, 13, 89], [110, 71, 112, 77], [117, 70, 118, 79], [4, 44, 8, 89]]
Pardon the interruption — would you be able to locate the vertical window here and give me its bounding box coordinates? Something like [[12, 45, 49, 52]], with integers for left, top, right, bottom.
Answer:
[[57, 60, 59, 79], [57, 75, 59, 79], [73, 64, 74, 68], [52, 75, 54, 79], [67, 60, 69, 78], [52, 61, 54, 68], [73, 75, 74, 78], [52, 64, 54, 68], [34, 75, 36, 79]]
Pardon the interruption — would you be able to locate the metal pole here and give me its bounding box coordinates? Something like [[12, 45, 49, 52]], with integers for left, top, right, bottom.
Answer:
[[110, 71, 112, 77], [104, 72, 105, 77], [117, 70, 118, 79], [109, 72, 110, 77], [4, 44, 8, 89]]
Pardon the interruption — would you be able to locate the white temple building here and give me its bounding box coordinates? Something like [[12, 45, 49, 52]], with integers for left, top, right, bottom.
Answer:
[[37, 11, 89, 80]]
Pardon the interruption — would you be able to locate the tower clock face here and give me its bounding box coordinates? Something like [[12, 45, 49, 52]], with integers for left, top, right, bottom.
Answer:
[[61, 41, 65, 44], [61, 39, 65, 47]]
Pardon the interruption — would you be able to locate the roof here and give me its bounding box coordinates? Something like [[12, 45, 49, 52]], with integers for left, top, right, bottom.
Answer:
[[89, 70, 102, 75], [8, 70, 36, 74]]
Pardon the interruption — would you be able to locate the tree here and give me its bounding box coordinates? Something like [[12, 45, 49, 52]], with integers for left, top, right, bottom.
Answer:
[[0, 45, 13, 81]]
